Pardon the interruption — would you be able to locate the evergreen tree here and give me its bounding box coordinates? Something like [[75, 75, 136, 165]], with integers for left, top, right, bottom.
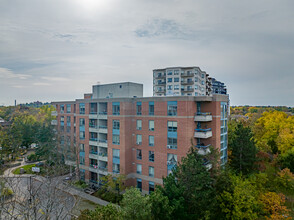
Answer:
[[230, 122, 257, 175]]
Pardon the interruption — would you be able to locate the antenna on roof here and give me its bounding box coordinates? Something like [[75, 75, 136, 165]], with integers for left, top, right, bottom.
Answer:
[[97, 81, 101, 85]]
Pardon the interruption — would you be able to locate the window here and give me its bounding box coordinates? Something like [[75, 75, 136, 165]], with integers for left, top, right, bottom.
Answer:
[[167, 78, 172, 83], [113, 163, 120, 173], [167, 71, 172, 75], [195, 92, 198, 96], [174, 70, 179, 75], [137, 149, 142, 160], [167, 85, 172, 90], [136, 164, 142, 174], [79, 143, 85, 152], [79, 131, 85, 139], [112, 134, 120, 145], [136, 102, 142, 115], [195, 85, 198, 90], [195, 77, 198, 82], [149, 120, 154, 131], [66, 104, 71, 113], [79, 156, 85, 165], [79, 118, 85, 126], [174, 85, 179, 90], [60, 116, 64, 122], [149, 181, 155, 193], [174, 77, 179, 82], [149, 151, 154, 162], [149, 166, 154, 177], [167, 137, 177, 148], [201, 80, 205, 85], [112, 102, 120, 115], [113, 120, 120, 130], [168, 121, 177, 132], [136, 135, 142, 145], [201, 73, 205, 78], [79, 103, 85, 114], [60, 105, 64, 113], [149, 136, 154, 146], [66, 126, 71, 133], [149, 101, 154, 115], [137, 179, 142, 192], [136, 120, 142, 130], [113, 149, 120, 159], [167, 101, 177, 116]]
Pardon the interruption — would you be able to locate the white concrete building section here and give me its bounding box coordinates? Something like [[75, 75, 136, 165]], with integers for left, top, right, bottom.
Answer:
[[153, 66, 212, 97], [92, 82, 143, 99]]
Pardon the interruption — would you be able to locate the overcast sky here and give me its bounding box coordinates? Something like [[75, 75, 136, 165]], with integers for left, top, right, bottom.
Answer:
[[0, 0, 293, 106]]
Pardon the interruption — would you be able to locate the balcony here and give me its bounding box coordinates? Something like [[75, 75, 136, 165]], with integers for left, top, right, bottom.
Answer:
[[89, 152, 99, 160], [98, 153, 108, 161], [195, 144, 211, 155], [167, 145, 177, 150], [181, 72, 194, 77], [98, 125, 108, 133], [156, 88, 166, 93], [98, 139, 108, 147], [194, 128, 212, 139], [90, 137, 98, 141], [51, 111, 57, 116], [181, 87, 194, 92], [89, 126, 98, 132], [89, 140, 98, 146], [194, 112, 212, 122], [181, 80, 194, 85], [51, 120, 57, 125], [155, 73, 166, 79], [203, 160, 212, 170], [89, 114, 98, 119], [155, 81, 166, 85], [98, 112, 107, 120]]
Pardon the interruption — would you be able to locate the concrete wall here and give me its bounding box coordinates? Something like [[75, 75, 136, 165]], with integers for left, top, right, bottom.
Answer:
[[92, 82, 143, 99]]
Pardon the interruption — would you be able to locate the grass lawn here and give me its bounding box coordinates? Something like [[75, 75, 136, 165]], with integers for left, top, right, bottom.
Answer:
[[13, 164, 38, 174]]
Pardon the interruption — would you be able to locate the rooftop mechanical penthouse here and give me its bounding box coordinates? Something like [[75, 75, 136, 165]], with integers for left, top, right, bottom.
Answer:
[[52, 73, 229, 194]]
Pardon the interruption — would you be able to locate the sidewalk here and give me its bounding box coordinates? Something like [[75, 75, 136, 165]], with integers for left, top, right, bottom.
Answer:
[[1, 162, 110, 207]]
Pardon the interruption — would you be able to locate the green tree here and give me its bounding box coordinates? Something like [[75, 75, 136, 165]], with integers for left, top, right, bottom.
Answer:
[[160, 147, 217, 219], [120, 187, 152, 220], [149, 189, 173, 220], [78, 204, 122, 220], [230, 122, 257, 175], [217, 175, 261, 220]]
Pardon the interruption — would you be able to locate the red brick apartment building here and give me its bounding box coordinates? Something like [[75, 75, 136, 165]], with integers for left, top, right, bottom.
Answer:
[[52, 81, 229, 194]]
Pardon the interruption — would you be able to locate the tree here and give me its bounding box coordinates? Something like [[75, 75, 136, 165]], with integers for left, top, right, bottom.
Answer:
[[260, 192, 291, 220], [78, 204, 122, 220], [149, 188, 173, 220], [217, 175, 260, 220], [160, 147, 217, 219], [229, 122, 257, 175], [120, 187, 151, 220]]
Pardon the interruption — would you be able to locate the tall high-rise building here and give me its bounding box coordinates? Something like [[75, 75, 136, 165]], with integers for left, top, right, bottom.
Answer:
[[51, 68, 229, 194], [153, 67, 212, 97]]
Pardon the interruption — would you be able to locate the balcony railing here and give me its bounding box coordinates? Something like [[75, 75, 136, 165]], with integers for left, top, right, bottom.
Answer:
[[194, 128, 212, 139], [90, 151, 98, 155], [99, 139, 107, 143], [90, 138, 98, 141], [181, 80, 194, 85], [181, 72, 194, 77], [99, 166, 108, 171], [181, 88, 194, 92], [99, 111, 107, 115], [90, 112, 98, 114], [155, 74, 166, 78], [90, 164, 98, 168], [194, 112, 212, 122], [99, 125, 107, 129], [156, 81, 166, 85], [195, 144, 211, 155], [99, 152, 108, 157]]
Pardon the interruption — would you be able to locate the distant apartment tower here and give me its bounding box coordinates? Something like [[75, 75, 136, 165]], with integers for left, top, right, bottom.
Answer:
[[52, 79, 229, 194], [153, 67, 212, 97], [211, 78, 227, 95]]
